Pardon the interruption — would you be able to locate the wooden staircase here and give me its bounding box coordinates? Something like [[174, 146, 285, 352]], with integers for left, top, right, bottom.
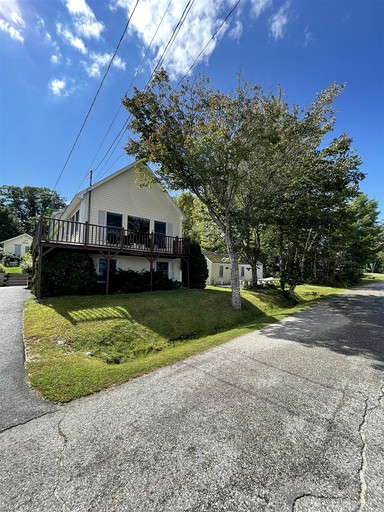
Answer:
[[3, 273, 29, 287]]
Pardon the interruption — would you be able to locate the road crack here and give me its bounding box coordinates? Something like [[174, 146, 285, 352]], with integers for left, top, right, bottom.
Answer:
[[51, 414, 69, 511], [292, 493, 345, 511], [358, 383, 383, 512]]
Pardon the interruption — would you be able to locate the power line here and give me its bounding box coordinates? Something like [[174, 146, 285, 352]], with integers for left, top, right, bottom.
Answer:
[[52, 0, 140, 192], [177, 0, 241, 86], [93, 0, 197, 182], [93, 0, 240, 183], [76, 0, 174, 193]]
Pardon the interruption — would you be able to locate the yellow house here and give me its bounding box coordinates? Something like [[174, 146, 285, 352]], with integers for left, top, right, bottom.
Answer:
[[203, 251, 263, 286], [32, 162, 190, 297], [1, 233, 33, 259]]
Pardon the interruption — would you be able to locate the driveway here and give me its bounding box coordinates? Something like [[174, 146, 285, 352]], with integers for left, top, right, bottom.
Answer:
[[1, 282, 383, 511], [0, 287, 57, 432]]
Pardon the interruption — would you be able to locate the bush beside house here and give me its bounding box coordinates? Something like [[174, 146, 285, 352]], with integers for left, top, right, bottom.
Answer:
[[32, 251, 98, 297]]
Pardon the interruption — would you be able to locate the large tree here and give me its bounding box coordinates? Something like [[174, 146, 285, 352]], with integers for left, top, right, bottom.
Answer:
[[123, 71, 363, 307], [0, 205, 21, 241], [0, 185, 66, 235], [124, 71, 261, 309]]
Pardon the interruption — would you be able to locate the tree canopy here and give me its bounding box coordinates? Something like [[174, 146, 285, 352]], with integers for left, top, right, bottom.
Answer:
[[0, 185, 66, 238], [123, 70, 365, 307]]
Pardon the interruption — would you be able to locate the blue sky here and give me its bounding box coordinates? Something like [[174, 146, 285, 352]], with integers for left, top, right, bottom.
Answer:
[[1, 0, 383, 218]]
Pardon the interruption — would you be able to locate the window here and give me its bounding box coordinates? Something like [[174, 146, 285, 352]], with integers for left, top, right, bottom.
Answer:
[[156, 261, 169, 277], [13, 244, 22, 257], [107, 212, 122, 228], [106, 212, 123, 244], [240, 266, 245, 277], [70, 210, 80, 237], [99, 259, 117, 279], [219, 265, 224, 278], [128, 215, 150, 233], [154, 220, 166, 248]]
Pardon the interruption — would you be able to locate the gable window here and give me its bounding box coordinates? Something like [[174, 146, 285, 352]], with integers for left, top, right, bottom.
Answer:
[[157, 261, 169, 277], [219, 265, 224, 278], [128, 216, 150, 233], [154, 220, 166, 249], [107, 212, 123, 244]]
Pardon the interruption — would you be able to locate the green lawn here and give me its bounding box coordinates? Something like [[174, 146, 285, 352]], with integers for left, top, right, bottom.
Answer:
[[24, 283, 347, 403], [5, 266, 22, 274]]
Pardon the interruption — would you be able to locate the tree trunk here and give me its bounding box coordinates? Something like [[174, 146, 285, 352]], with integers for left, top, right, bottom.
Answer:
[[278, 229, 286, 292], [225, 230, 242, 310], [251, 260, 259, 288]]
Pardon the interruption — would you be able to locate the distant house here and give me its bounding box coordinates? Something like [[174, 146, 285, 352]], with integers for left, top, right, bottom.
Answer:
[[203, 251, 263, 286], [1, 233, 33, 259], [32, 162, 190, 298]]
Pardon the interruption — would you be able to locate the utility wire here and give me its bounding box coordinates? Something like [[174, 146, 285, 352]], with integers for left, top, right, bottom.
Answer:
[[177, 0, 241, 86], [76, 0, 174, 192], [93, 0, 197, 182], [93, 0, 240, 183], [52, 0, 140, 192]]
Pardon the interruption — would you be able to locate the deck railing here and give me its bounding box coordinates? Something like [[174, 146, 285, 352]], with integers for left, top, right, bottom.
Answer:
[[33, 216, 190, 257]]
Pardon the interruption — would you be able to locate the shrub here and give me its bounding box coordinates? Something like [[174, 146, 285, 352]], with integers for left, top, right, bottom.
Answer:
[[3, 254, 21, 266], [20, 252, 33, 275], [0, 263, 6, 273], [181, 240, 208, 288], [110, 268, 180, 294], [32, 250, 98, 297]]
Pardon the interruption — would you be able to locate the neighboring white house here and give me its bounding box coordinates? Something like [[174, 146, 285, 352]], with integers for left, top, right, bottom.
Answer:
[[203, 251, 263, 286], [1, 233, 33, 259], [40, 162, 187, 283]]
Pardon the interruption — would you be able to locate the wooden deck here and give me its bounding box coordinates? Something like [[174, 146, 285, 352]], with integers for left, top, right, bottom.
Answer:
[[32, 216, 190, 258]]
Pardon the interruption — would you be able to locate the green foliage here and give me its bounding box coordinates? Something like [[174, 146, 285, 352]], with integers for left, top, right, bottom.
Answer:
[[110, 268, 180, 294], [181, 240, 209, 288], [3, 253, 21, 266], [20, 252, 33, 275], [175, 192, 225, 251], [0, 185, 66, 235], [0, 263, 6, 272], [0, 204, 21, 240], [124, 71, 366, 307], [32, 250, 98, 297]]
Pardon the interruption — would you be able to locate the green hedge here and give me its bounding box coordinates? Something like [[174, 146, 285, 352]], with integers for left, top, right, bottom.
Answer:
[[32, 250, 98, 297]]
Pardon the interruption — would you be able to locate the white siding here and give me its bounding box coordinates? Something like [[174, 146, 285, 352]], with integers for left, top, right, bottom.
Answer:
[[2, 234, 33, 257], [88, 168, 182, 237]]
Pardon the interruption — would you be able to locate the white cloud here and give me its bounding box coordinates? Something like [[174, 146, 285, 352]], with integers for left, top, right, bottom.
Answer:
[[56, 22, 87, 54], [110, 0, 241, 78], [83, 51, 126, 77], [303, 25, 314, 48], [0, 0, 25, 42], [249, 0, 272, 18], [229, 20, 243, 40], [49, 78, 67, 96], [65, 0, 104, 39], [51, 54, 60, 64], [269, 1, 290, 40]]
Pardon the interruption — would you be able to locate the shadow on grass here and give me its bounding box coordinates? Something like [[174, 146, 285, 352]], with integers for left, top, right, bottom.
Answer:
[[261, 282, 384, 370], [42, 288, 278, 342]]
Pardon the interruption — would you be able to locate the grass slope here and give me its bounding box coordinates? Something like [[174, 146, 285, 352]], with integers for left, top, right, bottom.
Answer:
[[24, 284, 348, 403]]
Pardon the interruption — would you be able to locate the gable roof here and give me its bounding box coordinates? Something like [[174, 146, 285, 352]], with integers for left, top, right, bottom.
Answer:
[[57, 161, 185, 220], [1, 233, 33, 244], [203, 251, 262, 266]]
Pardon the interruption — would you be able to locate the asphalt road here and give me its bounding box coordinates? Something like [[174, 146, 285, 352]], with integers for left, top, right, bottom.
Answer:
[[0, 287, 57, 432], [1, 282, 383, 511]]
